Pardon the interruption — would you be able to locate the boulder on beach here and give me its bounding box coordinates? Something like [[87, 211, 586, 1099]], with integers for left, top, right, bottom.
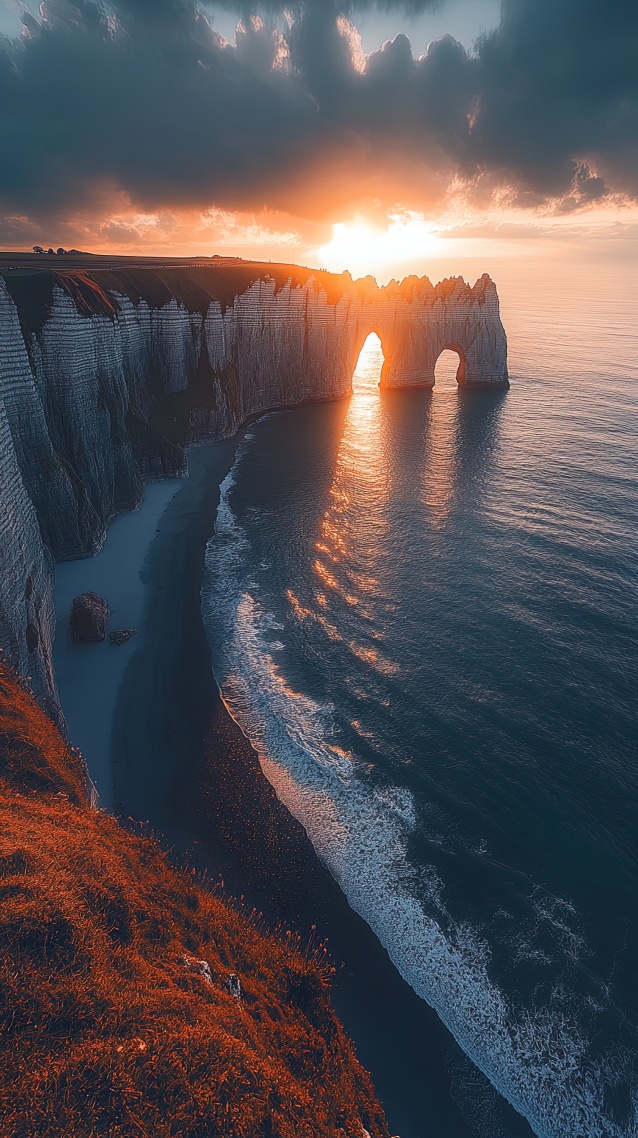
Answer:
[[69, 592, 109, 642], [108, 629, 137, 647]]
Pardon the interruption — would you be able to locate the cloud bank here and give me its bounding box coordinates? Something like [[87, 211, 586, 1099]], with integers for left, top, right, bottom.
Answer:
[[1, 0, 637, 239]]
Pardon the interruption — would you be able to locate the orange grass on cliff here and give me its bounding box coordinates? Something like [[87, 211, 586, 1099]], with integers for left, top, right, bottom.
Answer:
[[0, 665, 390, 1138]]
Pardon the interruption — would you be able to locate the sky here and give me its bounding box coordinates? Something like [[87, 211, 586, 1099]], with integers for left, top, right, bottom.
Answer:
[[1, 0, 638, 279]]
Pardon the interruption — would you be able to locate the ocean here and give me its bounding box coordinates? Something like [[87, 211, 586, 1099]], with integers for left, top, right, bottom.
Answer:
[[202, 256, 638, 1137]]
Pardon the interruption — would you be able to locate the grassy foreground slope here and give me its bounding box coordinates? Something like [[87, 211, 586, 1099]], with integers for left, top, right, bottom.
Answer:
[[0, 665, 390, 1138]]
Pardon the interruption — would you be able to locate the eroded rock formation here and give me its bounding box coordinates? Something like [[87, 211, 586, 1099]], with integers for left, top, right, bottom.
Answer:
[[0, 259, 508, 713], [69, 592, 110, 642]]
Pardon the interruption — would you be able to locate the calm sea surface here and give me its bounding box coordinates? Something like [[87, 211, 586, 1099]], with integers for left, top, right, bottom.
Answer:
[[203, 258, 638, 1137]]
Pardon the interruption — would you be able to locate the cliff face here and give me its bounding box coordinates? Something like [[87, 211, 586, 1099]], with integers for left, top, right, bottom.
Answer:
[[0, 260, 508, 711], [0, 663, 390, 1138], [0, 293, 57, 721], [365, 273, 509, 389]]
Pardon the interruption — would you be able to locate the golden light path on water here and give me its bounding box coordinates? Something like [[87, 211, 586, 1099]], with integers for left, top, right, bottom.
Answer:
[[421, 348, 467, 526], [287, 336, 466, 669], [268, 332, 404, 843], [308, 333, 391, 671]]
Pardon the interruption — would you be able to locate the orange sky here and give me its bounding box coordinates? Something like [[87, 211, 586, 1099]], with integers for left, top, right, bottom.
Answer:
[[13, 198, 637, 285], [3, 1, 637, 281]]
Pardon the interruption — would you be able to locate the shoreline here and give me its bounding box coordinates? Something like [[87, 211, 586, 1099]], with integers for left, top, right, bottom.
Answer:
[[53, 475, 186, 808], [55, 437, 533, 1138]]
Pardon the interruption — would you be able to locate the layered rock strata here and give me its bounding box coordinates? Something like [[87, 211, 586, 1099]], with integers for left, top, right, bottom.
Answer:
[[0, 261, 508, 713]]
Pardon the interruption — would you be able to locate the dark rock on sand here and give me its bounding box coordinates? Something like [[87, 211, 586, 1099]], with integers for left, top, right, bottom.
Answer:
[[69, 592, 109, 642], [109, 629, 137, 647]]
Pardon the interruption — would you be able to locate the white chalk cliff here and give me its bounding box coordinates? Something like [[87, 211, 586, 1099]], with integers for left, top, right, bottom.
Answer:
[[0, 262, 508, 715]]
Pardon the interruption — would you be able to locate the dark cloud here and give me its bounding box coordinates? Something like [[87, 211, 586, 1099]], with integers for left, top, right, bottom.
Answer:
[[0, 0, 637, 230], [474, 0, 638, 204]]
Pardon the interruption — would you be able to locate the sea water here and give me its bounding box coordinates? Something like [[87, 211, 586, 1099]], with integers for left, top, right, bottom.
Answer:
[[202, 257, 638, 1137]]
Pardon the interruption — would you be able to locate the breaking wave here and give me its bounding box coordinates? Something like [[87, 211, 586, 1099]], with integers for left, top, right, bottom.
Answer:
[[202, 429, 638, 1138]]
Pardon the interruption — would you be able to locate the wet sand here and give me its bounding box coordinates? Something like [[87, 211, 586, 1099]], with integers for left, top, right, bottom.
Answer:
[[56, 440, 533, 1138]]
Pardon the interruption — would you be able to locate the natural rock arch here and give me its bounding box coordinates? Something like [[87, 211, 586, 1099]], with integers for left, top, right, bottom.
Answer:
[[434, 344, 467, 386], [360, 274, 508, 391], [351, 331, 387, 390]]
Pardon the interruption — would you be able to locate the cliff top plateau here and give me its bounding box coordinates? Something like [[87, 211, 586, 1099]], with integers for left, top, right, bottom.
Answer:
[[0, 250, 501, 333]]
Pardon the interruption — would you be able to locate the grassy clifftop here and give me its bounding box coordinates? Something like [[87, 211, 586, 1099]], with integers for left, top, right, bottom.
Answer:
[[0, 664, 390, 1138]]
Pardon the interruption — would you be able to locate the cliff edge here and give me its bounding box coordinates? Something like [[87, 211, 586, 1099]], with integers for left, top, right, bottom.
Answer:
[[0, 662, 390, 1138]]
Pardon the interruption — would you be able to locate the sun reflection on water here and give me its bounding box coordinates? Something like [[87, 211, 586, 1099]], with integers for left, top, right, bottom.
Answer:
[[284, 332, 396, 675], [313, 332, 388, 597], [420, 349, 462, 526]]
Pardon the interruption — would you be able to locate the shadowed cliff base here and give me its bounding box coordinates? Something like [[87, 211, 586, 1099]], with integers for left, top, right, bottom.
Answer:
[[109, 439, 534, 1138], [0, 662, 390, 1138]]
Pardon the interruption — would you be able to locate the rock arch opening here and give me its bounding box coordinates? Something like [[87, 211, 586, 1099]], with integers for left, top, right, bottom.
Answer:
[[434, 346, 466, 389], [352, 332, 384, 394]]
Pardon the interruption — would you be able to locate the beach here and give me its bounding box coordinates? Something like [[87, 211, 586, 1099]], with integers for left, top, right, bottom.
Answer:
[[54, 438, 533, 1138], [53, 474, 186, 807]]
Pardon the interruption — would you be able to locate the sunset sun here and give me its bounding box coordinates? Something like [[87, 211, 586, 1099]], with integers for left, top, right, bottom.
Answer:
[[316, 212, 445, 277]]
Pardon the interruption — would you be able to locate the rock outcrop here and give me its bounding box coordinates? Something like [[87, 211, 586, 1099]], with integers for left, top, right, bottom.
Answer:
[[69, 592, 110, 642], [0, 258, 508, 714], [109, 629, 137, 646]]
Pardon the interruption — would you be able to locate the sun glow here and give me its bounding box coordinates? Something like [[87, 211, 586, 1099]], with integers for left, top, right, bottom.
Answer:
[[316, 212, 445, 279]]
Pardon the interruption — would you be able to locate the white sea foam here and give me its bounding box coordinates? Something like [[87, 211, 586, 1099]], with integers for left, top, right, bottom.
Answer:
[[201, 441, 638, 1138]]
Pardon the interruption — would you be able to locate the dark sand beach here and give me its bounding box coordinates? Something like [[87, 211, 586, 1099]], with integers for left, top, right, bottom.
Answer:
[[56, 440, 533, 1138]]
